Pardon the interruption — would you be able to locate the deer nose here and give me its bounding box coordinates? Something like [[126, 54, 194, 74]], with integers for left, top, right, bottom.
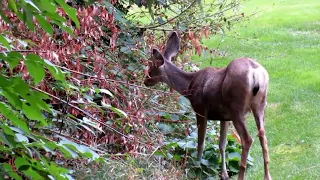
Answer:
[[144, 80, 151, 86], [144, 79, 154, 86]]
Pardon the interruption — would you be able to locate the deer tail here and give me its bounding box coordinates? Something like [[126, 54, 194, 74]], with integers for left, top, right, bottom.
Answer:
[[251, 68, 263, 96]]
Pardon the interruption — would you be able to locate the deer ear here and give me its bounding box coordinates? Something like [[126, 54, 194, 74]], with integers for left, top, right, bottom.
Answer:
[[163, 31, 180, 60], [152, 49, 164, 66]]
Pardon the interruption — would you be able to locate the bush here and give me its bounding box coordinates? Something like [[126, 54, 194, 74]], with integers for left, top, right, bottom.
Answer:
[[0, 0, 251, 179]]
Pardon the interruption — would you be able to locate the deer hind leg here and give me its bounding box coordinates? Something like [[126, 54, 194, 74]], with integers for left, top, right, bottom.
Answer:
[[231, 111, 253, 180], [196, 112, 207, 161], [252, 95, 271, 180], [219, 121, 230, 180]]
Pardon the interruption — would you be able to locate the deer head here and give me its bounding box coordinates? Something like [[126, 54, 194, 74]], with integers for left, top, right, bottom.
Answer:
[[144, 32, 180, 87]]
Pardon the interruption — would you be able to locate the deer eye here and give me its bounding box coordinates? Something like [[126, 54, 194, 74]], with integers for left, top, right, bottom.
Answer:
[[149, 69, 155, 76], [148, 60, 154, 66]]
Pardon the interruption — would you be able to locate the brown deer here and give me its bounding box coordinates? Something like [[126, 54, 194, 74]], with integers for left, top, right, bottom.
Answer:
[[144, 31, 271, 180]]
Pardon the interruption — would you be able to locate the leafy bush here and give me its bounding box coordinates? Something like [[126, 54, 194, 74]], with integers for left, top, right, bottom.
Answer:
[[0, 0, 103, 179], [0, 0, 252, 179]]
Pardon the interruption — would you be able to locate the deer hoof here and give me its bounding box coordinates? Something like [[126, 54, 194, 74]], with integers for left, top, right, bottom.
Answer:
[[221, 172, 229, 180], [264, 174, 272, 180]]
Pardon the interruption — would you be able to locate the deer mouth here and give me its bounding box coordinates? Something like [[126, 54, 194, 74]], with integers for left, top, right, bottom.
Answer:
[[144, 79, 156, 86]]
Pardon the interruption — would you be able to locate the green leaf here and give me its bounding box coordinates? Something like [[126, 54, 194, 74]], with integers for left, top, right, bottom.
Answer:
[[0, 8, 10, 23], [24, 0, 41, 12], [16, 11, 24, 23], [6, 52, 23, 69], [120, 46, 131, 54], [185, 141, 197, 149], [51, 19, 75, 36], [27, 91, 51, 112], [35, 14, 53, 36], [11, 77, 31, 95], [55, 0, 80, 28], [228, 152, 241, 161], [40, 142, 56, 154], [43, 11, 66, 22], [38, 0, 57, 13], [58, 136, 99, 160], [0, 145, 11, 152], [0, 34, 11, 50], [15, 133, 29, 143], [228, 161, 240, 173], [24, 169, 43, 179], [16, 158, 43, 179], [22, 7, 35, 31], [3, 163, 22, 180], [1, 125, 15, 136], [170, 114, 179, 121], [15, 157, 30, 169], [157, 123, 173, 134], [200, 158, 210, 166], [44, 59, 66, 82], [8, 0, 18, 13], [43, 141, 58, 151], [159, 112, 170, 119], [22, 102, 46, 125], [146, 0, 154, 19], [46, 162, 70, 178], [57, 145, 78, 158], [154, 150, 166, 157], [0, 132, 16, 147], [25, 54, 45, 84], [0, 102, 29, 133], [177, 140, 196, 149], [157, 16, 165, 24], [33, 90, 50, 100], [0, 75, 11, 87], [173, 154, 182, 161], [178, 96, 191, 110], [99, 89, 114, 97], [101, 102, 128, 118]]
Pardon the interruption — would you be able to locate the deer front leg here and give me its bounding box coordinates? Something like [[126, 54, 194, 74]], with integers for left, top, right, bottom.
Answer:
[[219, 121, 230, 180], [196, 113, 207, 161]]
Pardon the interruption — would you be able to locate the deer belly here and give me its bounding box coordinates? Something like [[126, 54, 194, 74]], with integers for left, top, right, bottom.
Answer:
[[207, 108, 231, 121]]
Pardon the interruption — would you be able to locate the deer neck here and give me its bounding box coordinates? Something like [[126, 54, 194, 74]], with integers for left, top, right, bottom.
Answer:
[[162, 61, 194, 95]]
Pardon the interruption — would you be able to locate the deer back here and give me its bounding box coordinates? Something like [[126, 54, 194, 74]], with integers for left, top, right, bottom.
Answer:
[[187, 58, 268, 120]]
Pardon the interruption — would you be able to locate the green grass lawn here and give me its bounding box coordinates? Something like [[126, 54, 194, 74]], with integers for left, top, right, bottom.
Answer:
[[193, 0, 320, 179]]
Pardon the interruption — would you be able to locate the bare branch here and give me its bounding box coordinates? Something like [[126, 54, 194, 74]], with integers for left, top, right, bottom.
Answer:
[[139, 0, 198, 30]]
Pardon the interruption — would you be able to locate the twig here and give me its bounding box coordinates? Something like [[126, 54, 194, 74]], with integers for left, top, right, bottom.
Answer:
[[56, 64, 174, 95], [133, 91, 153, 114], [46, 129, 107, 154], [158, 119, 191, 123], [147, 145, 160, 161], [140, 0, 198, 30], [0, 50, 46, 53], [32, 86, 132, 140]]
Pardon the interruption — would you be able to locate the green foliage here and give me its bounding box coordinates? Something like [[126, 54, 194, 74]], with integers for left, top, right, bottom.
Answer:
[[3, 0, 78, 36], [0, 1, 100, 179], [0, 50, 99, 180]]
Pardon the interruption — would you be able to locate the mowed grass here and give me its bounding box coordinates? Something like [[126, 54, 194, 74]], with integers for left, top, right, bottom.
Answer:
[[193, 0, 320, 179]]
